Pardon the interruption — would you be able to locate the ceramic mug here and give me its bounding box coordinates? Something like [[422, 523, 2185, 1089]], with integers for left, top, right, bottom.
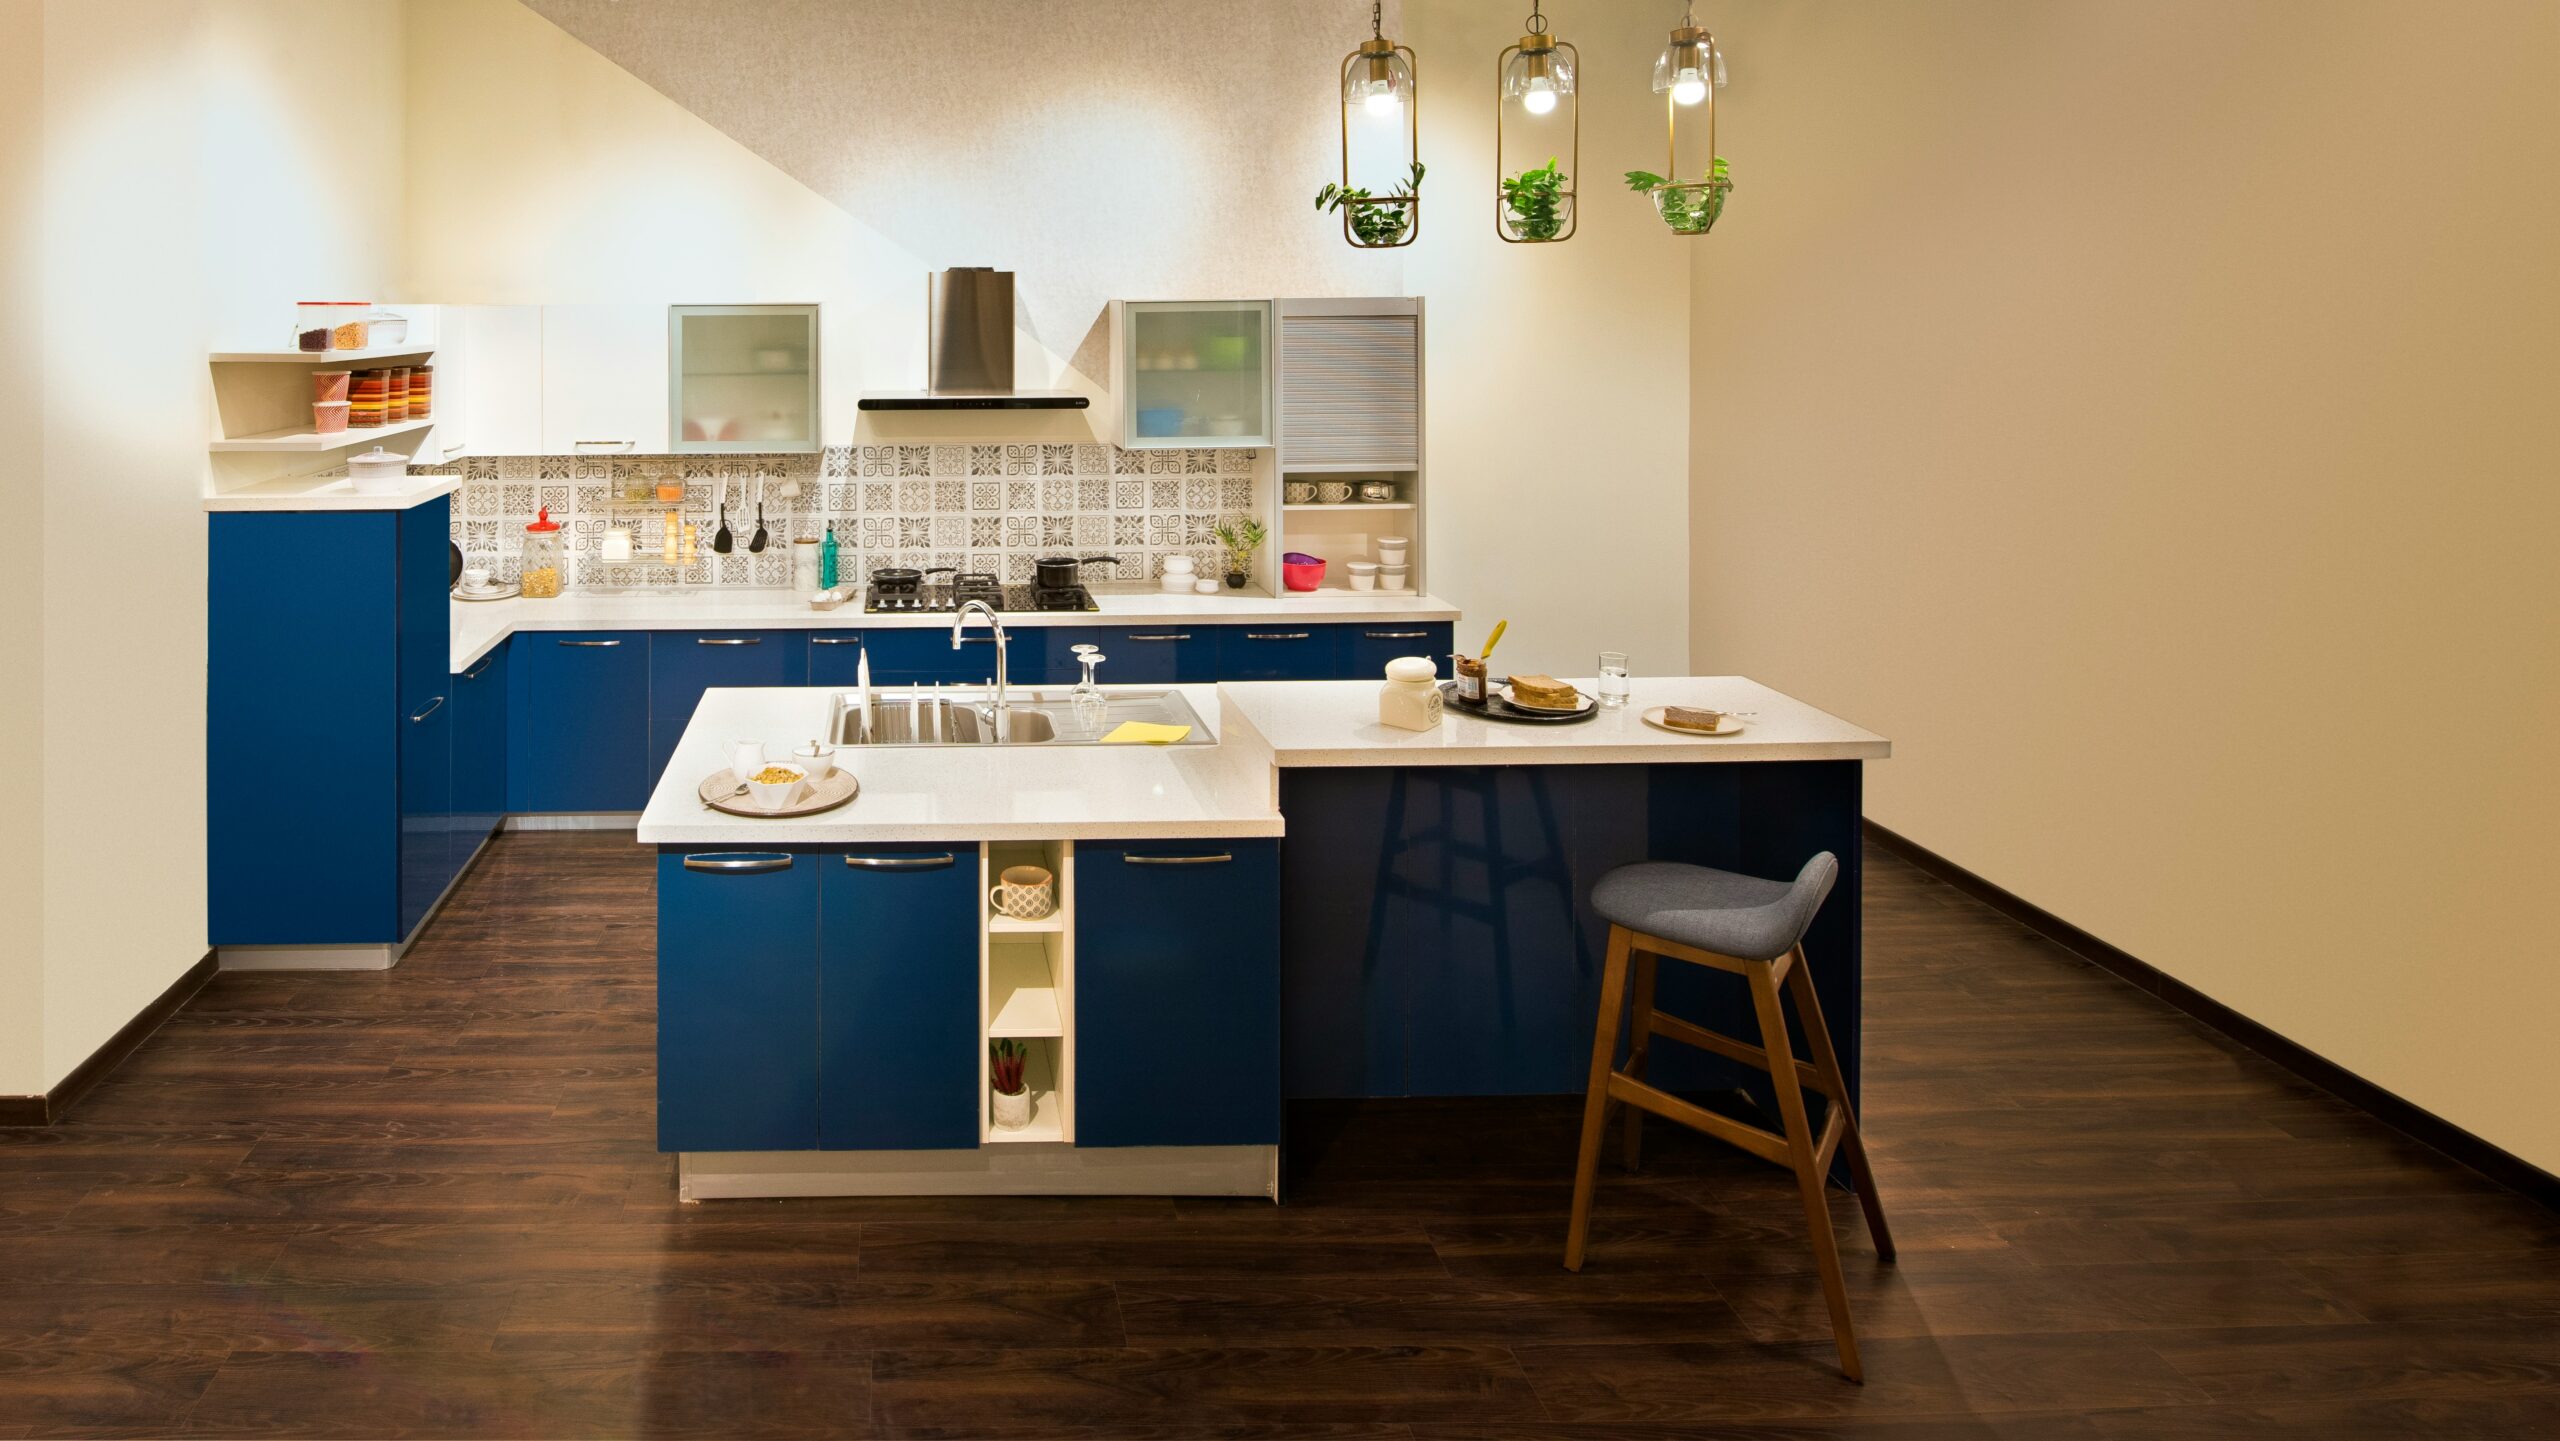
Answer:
[[1284, 481, 1317, 505], [989, 865, 1055, 920], [1315, 480, 1354, 504]]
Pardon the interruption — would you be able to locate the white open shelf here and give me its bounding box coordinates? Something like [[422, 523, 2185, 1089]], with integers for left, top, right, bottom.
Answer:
[[210, 345, 436, 364], [210, 416, 434, 453], [987, 942, 1062, 1038], [1284, 501, 1413, 513], [989, 912, 1064, 935], [986, 1040, 1064, 1144]]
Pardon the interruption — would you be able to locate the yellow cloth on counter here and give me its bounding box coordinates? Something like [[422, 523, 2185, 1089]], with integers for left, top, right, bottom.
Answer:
[[1100, 721, 1192, 745]]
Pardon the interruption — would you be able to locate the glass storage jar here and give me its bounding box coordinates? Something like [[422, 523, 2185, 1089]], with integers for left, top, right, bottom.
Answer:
[[520, 507, 564, 598]]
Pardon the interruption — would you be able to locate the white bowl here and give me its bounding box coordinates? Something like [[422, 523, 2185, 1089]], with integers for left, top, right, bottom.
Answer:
[[1193, 578, 1220, 594], [744, 763, 807, 811], [1160, 576, 1194, 593], [792, 744, 837, 780], [461, 567, 492, 589]]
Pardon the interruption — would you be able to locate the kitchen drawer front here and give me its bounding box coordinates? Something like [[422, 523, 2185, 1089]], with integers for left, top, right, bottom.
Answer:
[[658, 847, 822, 1151], [1040, 625, 1212, 685], [510, 632, 651, 812], [862, 626, 1007, 686], [1338, 622, 1452, 682], [819, 845, 980, 1150], [647, 631, 807, 783], [1217, 626, 1335, 681], [1074, 839, 1282, 1147], [805, 631, 872, 687]]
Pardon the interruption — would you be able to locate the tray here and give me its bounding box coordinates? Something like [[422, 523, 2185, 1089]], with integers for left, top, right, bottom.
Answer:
[[1440, 681, 1599, 726], [697, 767, 860, 818], [1641, 705, 1746, 737]]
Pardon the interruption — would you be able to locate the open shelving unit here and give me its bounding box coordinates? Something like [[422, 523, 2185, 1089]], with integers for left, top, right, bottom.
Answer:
[[980, 839, 1074, 1144], [1271, 298, 1425, 599], [208, 415, 435, 453]]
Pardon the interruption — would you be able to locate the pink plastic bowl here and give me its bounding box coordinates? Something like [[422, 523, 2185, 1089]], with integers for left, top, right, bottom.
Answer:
[[1282, 557, 1327, 592]]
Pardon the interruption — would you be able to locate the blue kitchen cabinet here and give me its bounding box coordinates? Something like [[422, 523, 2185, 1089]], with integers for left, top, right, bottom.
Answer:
[[806, 631, 871, 686], [1075, 839, 1283, 1146], [510, 632, 650, 811], [862, 626, 1007, 686], [450, 640, 509, 854], [647, 630, 808, 782], [819, 846, 981, 1149], [1338, 622, 1452, 682], [1040, 625, 1214, 685], [1218, 626, 1335, 681], [657, 848, 822, 1151], [210, 497, 458, 949]]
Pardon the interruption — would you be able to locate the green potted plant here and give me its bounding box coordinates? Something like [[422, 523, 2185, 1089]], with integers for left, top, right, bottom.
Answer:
[[990, 1039, 1031, 1131], [1315, 162, 1426, 248], [1624, 156, 1733, 236], [1211, 516, 1268, 589], [1498, 156, 1572, 241]]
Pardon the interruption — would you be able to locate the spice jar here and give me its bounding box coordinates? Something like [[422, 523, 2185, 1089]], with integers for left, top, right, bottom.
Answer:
[[348, 369, 388, 429], [1378, 655, 1444, 732], [520, 507, 564, 599], [384, 366, 411, 423], [406, 364, 432, 419]]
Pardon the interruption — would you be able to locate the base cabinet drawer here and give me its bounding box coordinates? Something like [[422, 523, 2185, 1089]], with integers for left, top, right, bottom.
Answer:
[[657, 848, 822, 1151], [820, 846, 981, 1149], [1339, 623, 1452, 682], [862, 627, 1007, 686], [647, 631, 806, 783], [1218, 627, 1333, 681], [806, 632, 871, 687], [1040, 626, 1212, 685], [1074, 839, 1282, 1146], [512, 633, 650, 811]]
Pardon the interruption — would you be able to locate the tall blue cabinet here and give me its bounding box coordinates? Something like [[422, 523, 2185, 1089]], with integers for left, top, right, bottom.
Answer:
[[210, 495, 479, 955]]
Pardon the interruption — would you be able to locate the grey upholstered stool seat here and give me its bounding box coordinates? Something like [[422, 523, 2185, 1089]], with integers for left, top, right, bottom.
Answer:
[[1565, 848, 1891, 1384], [1589, 853, 1839, 962]]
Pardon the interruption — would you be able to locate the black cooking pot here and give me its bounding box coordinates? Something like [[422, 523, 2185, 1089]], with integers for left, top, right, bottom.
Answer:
[[1034, 555, 1119, 590]]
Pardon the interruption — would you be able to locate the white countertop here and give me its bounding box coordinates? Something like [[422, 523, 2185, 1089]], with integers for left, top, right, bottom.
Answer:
[[206, 474, 459, 512], [634, 676, 1887, 845], [451, 588, 1460, 671]]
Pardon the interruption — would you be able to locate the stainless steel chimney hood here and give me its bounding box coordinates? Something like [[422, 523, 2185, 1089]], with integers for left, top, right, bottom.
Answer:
[[858, 267, 1089, 411]]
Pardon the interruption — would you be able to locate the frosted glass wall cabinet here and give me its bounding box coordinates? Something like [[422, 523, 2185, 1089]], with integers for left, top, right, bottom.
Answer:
[[669, 304, 821, 453], [1112, 300, 1274, 448]]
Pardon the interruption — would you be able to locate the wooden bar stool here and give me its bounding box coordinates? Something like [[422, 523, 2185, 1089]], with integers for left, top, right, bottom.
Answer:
[[1563, 852, 1894, 1381]]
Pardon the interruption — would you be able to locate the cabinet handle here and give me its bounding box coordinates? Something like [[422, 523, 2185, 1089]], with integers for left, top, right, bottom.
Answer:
[[408, 696, 446, 724], [695, 637, 762, 646], [1365, 630, 1431, 639], [572, 439, 636, 452], [811, 636, 864, 645], [1245, 632, 1309, 641], [1128, 632, 1191, 641], [683, 853, 793, 874], [955, 636, 996, 645], [1123, 852, 1233, 866], [558, 639, 623, 647], [844, 853, 957, 870], [461, 656, 495, 680]]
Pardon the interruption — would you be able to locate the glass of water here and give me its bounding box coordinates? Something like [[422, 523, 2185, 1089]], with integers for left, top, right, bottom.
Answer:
[[1596, 651, 1631, 709]]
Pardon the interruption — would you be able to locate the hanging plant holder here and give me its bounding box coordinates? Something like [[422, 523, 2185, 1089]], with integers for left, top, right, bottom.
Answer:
[[1496, 3, 1578, 243], [1319, 3, 1422, 249], [1630, 5, 1732, 236]]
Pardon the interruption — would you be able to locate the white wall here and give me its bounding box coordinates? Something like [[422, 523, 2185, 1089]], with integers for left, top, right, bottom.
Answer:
[[0, 0, 45, 1096], [16, 0, 403, 1093], [1689, 1, 2560, 1170], [408, 0, 1690, 681]]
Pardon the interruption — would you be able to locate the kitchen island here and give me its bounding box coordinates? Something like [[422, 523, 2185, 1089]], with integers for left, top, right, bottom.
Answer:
[[639, 677, 1887, 1199]]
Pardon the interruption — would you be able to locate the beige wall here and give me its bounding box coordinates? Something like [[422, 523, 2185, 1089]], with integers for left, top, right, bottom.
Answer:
[[409, 0, 1691, 681], [13, 0, 403, 1092], [1690, 1, 2560, 1170], [0, 0, 43, 1095]]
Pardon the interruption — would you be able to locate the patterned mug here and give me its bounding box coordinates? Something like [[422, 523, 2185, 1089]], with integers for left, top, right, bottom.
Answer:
[[989, 865, 1055, 920]]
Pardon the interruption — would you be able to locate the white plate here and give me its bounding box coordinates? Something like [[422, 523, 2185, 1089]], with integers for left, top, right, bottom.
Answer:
[[1641, 706, 1746, 737], [1501, 685, 1592, 715], [451, 582, 520, 602]]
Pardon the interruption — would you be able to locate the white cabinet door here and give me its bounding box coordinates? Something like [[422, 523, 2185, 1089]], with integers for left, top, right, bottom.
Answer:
[[446, 305, 544, 460], [541, 305, 670, 455]]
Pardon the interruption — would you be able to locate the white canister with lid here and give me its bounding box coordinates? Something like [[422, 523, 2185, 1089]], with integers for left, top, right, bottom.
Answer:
[[1160, 554, 1197, 593], [344, 446, 410, 494], [1378, 655, 1444, 732]]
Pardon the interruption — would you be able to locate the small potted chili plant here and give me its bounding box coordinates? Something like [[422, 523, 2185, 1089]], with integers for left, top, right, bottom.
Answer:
[[990, 1039, 1032, 1131]]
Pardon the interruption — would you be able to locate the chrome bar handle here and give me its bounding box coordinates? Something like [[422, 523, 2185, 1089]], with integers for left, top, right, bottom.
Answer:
[[1244, 632, 1310, 641], [811, 636, 865, 645], [1128, 633, 1192, 641], [408, 696, 446, 723], [1365, 630, 1431, 638], [695, 637, 763, 646], [1123, 852, 1234, 866], [844, 853, 957, 870], [683, 853, 794, 874], [461, 656, 496, 680], [557, 639, 623, 647]]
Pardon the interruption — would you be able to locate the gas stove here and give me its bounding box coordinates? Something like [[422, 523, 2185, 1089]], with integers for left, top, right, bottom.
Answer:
[[1018, 583, 1101, 613], [864, 571, 1005, 613]]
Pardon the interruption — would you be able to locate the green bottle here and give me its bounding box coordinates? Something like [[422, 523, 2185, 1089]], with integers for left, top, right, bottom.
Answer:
[[820, 523, 839, 589]]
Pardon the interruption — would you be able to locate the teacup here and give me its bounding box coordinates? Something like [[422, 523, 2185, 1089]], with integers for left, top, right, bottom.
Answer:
[[989, 865, 1055, 920], [461, 567, 492, 590], [793, 743, 837, 780]]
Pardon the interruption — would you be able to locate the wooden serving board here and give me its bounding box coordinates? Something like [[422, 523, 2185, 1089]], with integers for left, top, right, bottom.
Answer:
[[697, 768, 860, 818]]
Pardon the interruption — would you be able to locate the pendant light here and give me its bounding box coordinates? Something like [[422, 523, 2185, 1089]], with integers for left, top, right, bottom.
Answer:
[[1633, 2, 1732, 235], [1496, 2, 1578, 243], [1318, 2, 1422, 249]]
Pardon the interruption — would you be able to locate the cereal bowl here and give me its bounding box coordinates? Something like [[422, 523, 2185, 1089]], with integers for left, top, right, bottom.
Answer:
[[743, 763, 808, 811]]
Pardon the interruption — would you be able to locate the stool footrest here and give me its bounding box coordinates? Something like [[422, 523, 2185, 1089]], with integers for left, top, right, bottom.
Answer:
[[1639, 1008, 1837, 1100], [1605, 1071, 1791, 1167]]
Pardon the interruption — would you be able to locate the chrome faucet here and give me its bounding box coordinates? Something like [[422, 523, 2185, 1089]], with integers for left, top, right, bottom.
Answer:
[[952, 598, 1009, 736]]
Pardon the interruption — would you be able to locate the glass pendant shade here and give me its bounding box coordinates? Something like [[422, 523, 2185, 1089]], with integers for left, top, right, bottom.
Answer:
[[1653, 26, 1716, 106], [1643, 13, 1731, 237], [1345, 44, 1413, 115], [1495, 5, 1578, 242], [1501, 44, 1575, 115], [1328, 10, 1421, 250]]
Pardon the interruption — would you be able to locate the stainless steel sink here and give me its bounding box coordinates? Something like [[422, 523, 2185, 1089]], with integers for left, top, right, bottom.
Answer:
[[830, 686, 1209, 747]]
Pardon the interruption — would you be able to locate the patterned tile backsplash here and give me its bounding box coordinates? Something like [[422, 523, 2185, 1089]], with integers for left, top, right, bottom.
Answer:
[[428, 444, 1260, 591]]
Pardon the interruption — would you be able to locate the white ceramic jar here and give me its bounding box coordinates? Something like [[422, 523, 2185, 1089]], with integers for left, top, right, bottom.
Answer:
[[1378, 655, 1444, 732]]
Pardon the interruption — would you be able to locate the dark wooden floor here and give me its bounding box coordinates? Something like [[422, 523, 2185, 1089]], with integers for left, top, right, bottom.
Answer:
[[3, 834, 2556, 1438]]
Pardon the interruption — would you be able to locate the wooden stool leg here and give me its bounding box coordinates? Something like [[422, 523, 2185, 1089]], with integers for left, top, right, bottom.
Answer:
[[1750, 958, 1864, 1384], [1784, 949, 1894, 1261], [1565, 925, 1634, 1272], [1620, 949, 1658, 1171]]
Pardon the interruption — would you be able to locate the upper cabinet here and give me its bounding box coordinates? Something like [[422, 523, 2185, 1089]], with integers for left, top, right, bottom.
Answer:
[[670, 304, 821, 454], [541, 305, 672, 455], [1112, 300, 1273, 449], [1276, 298, 1421, 472], [445, 305, 545, 459]]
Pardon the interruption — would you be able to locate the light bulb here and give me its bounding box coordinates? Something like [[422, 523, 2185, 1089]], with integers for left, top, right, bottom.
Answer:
[[1523, 81, 1557, 115], [1671, 72, 1707, 106], [1363, 89, 1401, 117]]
